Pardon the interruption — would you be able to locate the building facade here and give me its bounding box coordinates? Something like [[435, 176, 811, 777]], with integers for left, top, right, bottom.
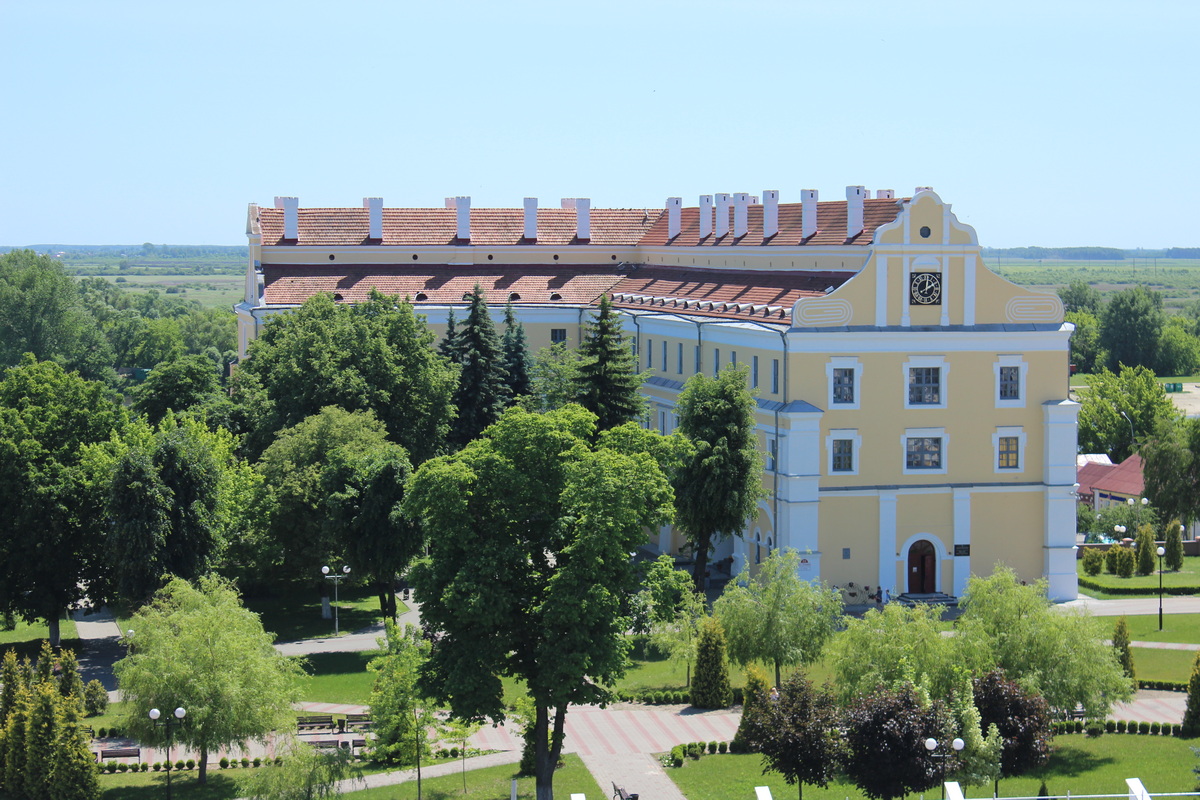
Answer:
[[236, 188, 1080, 601]]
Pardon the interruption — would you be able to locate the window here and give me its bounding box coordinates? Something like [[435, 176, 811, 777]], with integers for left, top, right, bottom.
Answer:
[[826, 428, 861, 475], [731, 350, 737, 366], [550, 328, 567, 344], [993, 426, 1026, 473], [766, 437, 778, 471], [908, 367, 940, 405], [677, 343, 684, 374], [904, 356, 949, 409], [903, 427, 947, 474], [647, 339, 653, 369], [995, 356, 1027, 408], [771, 359, 779, 394], [713, 348, 720, 377], [659, 410, 667, 434], [694, 345, 701, 374], [661, 340, 667, 372], [998, 437, 1019, 469], [752, 356, 759, 388]]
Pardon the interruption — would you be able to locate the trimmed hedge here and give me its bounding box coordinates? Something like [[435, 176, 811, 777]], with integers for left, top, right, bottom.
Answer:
[[1077, 577, 1200, 597], [1054, 719, 1183, 737], [1138, 679, 1188, 692]]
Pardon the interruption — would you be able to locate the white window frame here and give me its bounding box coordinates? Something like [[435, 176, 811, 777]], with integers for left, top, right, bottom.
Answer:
[[994, 355, 1028, 409], [550, 328, 567, 344], [902, 427, 948, 475], [903, 355, 949, 410], [827, 357, 863, 410], [993, 425, 1027, 473], [826, 428, 861, 476]]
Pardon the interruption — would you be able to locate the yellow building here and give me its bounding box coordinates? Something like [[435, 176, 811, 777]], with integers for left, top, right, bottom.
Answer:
[[236, 188, 1079, 601]]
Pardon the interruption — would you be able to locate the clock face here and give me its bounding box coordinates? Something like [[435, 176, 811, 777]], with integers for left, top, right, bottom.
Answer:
[[910, 271, 942, 305]]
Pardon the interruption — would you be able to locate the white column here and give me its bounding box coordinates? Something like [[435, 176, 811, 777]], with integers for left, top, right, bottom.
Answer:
[[875, 255, 888, 326], [901, 257, 912, 327], [1044, 400, 1082, 601], [953, 488, 972, 597], [878, 492, 898, 595], [962, 253, 977, 326]]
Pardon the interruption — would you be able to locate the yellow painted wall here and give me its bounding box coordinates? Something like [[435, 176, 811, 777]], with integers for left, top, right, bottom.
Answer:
[[969, 492, 1045, 583], [818, 495, 879, 587]]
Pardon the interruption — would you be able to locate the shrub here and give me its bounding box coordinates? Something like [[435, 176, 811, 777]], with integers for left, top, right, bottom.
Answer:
[[186, 759, 195, 770], [1105, 720, 1116, 733], [1114, 546, 1136, 578], [253, 757, 262, 767], [1105, 545, 1121, 574], [83, 680, 109, 717], [450, 747, 459, 759], [96, 727, 107, 739], [1085, 722, 1103, 738], [241, 757, 250, 768], [1075, 720, 1085, 734], [690, 617, 733, 709], [141, 762, 149, 772], [1117, 720, 1127, 733], [1183, 651, 1200, 736], [670, 745, 684, 768], [105, 762, 117, 773], [718, 741, 728, 754], [1139, 721, 1151, 734], [1081, 547, 1104, 576], [274, 756, 283, 766], [1165, 519, 1185, 572], [708, 741, 718, 754], [1135, 526, 1157, 576], [220, 757, 229, 769], [152, 762, 161, 772], [175, 760, 185, 771], [1151, 722, 1161, 735], [116, 762, 128, 773]]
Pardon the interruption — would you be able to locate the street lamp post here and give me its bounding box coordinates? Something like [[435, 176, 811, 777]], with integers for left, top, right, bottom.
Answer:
[[1157, 545, 1166, 631], [322, 565, 351, 636], [149, 706, 186, 800], [1114, 524, 1126, 542], [924, 737, 964, 800]]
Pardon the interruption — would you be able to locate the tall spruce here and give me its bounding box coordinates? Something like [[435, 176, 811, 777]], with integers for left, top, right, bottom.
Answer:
[[449, 286, 509, 448], [1164, 518, 1185, 572], [1112, 616, 1136, 681], [502, 302, 532, 400], [690, 616, 733, 709], [573, 295, 642, 430], [439, 307, 462, 361], [50, 698, 100, 800]]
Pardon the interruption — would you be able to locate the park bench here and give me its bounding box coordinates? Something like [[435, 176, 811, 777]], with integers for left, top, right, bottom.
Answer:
[[100, 747, 140, 760], [310, 739, 340, 750], [341, 738, 367, 750], [342, 713, 372, 732], [613, 781, 638, 800], [297, 714, 335, 733]]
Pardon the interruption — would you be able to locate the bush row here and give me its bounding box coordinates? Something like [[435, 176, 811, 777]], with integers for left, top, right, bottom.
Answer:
[[615, 687, 746, 706], [435, 747, 479, 759], [1076, 578, 1200, 596], [100, 757, 279, 774], [665, 741, 728, 767], [1138, 679, 1188, 692], [1051, 720, 1186, 736]]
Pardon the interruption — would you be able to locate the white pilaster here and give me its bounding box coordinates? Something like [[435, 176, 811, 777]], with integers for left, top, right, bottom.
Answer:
[[878, 492, 898, 595], [953, 488, 972, 597], [1044, 399, 1082, 600], [963, 253, 977, 326], [939, 256, 950, 327], [901, 257, 911, 327], [875, 255, 888, 326]]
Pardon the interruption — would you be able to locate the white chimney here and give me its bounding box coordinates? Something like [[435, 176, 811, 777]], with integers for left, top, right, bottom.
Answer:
[[699, 195, 713, 239], [363, 197, 383, 239], [560, 198, 577, 208], [846, 185, 865, 239], [763, 190, 779, 238], [454, 196, 471, 241], [876, 189, 895, 199], [715, 193, 732, 238], [666, 197, 682, 239], [801, 189, 818, 240], [524, 197, 538, 240], [576, 197, 591, 240], [275, 196, 299, 240], [733, 193, 750, 238]]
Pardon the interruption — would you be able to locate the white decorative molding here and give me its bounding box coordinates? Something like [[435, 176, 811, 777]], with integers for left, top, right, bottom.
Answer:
[[793, 298, 853, 327], [1006, 295, 1064, 323]]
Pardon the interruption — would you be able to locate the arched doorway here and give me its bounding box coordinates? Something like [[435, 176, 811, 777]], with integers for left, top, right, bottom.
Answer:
[[908, 539, 936, 594]]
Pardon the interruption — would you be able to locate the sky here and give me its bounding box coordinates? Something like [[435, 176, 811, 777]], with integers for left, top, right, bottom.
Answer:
[[2, 0, 1197, 249]]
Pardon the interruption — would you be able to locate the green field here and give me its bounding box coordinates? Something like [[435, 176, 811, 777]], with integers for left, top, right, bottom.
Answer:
[[989, 257, 1200, 310], [1077, 556, 1200, 596]]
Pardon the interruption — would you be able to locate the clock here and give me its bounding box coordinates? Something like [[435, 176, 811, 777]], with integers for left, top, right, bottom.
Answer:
[[909, 271, 942, 305]]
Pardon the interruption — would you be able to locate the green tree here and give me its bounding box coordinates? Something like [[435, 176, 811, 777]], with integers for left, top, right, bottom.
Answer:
[[572, 295, 643, 430], [1164, 519, 1185, 572], [730, 664, 770, 754], [527, 343, 580, 412], [367, 620, 432, 766], [448, 285, 509, 448], [714, 549, 843, 688], [1112, 616, 1135, 681], [237, 739, 362, 800], [0, 356, 125, 645], [971, 669, 1051, 778], [1058, 280, 1103, 315], [1065, 311, 1103, 375], [647, 583, 705, 687], [1112, 544, 1136, 578], [114, 575, 305, 784], [438, 307, 461, 361], [1135, 524, 1157, 576], [949, 680, 1002, 790], [240, 289, 456, 463], [743, 671, 843, 800], [1141, 416, 1200, 526], [134, 354, 222, 423], [22, 681, 57, 800], [956, 568, 1133, 718], [1101, 286, 1163, 372], [690, 616, 733, 709], [675, 364, 764, 590], [1156, 318, 1200, 377], [1076, 365, 1177, 461], [404, 405, 673, 800], [843, 684, 950, 800], [828, 602, 964, 705], [49, 693, 99, 800], [502, 301, 532, 400], [1183, 651, 1200, 736]]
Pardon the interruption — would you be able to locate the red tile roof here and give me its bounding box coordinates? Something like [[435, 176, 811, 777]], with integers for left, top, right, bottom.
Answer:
[[262, 264, 625, 306], [608, 267, 854, 321], [258, 207, 661, 247], [638, 199, 905, 247], [1081, 454, 1145, 499]]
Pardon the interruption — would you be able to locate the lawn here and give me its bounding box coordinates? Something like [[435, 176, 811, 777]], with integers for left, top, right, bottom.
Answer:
[[614, 638, 835, 695], [1121, 613, 1200, 644], [339, 754, 604, 800], [668, 733, 1200, 800], [1128, 647, 1196, 683], [242, 580, 395, 642], [300, 651, 377, 706], [1078, 556, 1200, 596]]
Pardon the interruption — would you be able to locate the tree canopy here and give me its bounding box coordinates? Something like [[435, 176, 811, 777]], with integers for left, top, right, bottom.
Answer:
[[743, 671, 842, 800], [1100, 286, 1163, 373], [572, 295, 643, 430], [404, 404, 673, 800], [447, 286, 510, 448], [1076, 365, 1177, 461], [1141, 416, 1200, 525], [114, 575, 305, 784]]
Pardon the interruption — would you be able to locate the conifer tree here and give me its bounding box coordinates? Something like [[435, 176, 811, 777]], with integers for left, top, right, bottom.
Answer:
[[439, 307, 461, 361], [1113, 616, 1136, 681], [56, 648, 85, 702], [1183, 651, 1200, 736], [1135, 525, 1157, 576], [573, 294, 643, 430], [1, 684, 29, 797], [449, 286, 509, 448], [1164, 518, 1185, 572], [502, 301, 532, 400], [23, 682, 57, 800], [690, 616, 733, 709], [730, 663, 770, 753], [0, 649, 21, 724], [50, 698, 100, 800]]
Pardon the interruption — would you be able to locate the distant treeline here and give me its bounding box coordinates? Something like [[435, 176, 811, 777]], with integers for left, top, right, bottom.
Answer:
[[982, 246, 1200, 260], [1, 244, 248, 259]]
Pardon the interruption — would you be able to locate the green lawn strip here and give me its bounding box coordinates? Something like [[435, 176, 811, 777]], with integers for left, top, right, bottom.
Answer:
[[1078, 556, 1200, 595], [339, 753, 603, 800], [244, 580, 385, 642], [0, 616, 79, 648], [299, 651, 377, 706], [668, 734, 1198, 800], [99, 770, 240, 800], [1121, 613, 1200, 644], [1129, 647, 1196, 683]]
